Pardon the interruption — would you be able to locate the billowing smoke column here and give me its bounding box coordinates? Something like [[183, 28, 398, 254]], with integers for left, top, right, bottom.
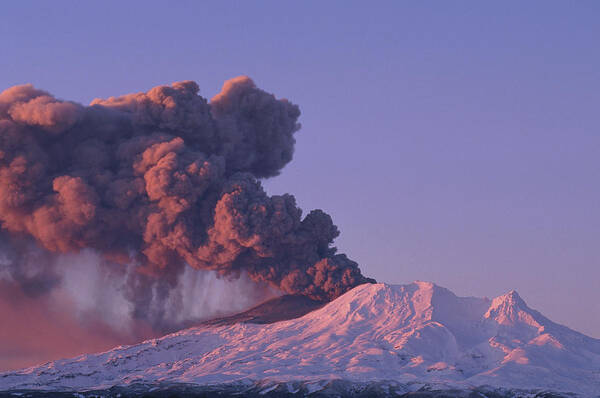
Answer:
[[0, 76, 374, 327]]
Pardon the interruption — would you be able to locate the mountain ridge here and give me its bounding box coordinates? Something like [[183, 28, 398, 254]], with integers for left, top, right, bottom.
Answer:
[[1, 281, 599, 397]]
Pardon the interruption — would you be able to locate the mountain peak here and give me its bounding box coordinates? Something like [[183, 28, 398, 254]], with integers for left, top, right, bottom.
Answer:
[[485, 288, 544, 330], [412, 280, 436, 290], [504, 289, 523, 301], [2, 281, 600, 397], [496, 289, 526, 308]]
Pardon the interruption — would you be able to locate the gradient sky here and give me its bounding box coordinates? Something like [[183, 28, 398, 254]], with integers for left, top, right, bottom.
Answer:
[[1, 1, 599, 338]]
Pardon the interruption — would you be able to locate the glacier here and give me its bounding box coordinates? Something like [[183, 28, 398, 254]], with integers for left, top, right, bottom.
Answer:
[[1, 281, 599, 397]]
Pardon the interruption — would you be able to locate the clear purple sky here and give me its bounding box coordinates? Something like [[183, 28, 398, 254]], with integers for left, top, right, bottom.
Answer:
[[1, 1, 599, 337]]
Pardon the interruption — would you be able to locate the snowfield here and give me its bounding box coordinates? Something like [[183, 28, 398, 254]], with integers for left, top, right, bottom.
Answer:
[[2, 282, 600, 397]]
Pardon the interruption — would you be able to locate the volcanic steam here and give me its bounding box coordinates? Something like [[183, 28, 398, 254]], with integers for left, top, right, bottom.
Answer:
[[0, 76, 374, 332]]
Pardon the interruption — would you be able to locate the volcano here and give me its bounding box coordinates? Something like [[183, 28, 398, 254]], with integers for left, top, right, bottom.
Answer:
[[1, 282, 599, 397]]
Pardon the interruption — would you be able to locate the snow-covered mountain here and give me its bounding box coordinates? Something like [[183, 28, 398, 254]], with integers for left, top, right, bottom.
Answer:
[[2, 282, 600, 397]]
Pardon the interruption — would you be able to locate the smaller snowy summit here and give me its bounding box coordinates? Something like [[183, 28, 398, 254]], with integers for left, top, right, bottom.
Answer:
[[2, 282, 600, 397]]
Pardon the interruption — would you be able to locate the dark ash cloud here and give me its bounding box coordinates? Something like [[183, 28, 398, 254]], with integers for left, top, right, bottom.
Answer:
[[0, 76, 374, 330]]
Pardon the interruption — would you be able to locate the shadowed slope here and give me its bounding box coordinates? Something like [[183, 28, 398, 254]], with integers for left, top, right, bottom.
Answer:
[[202, 294, 325, 326]]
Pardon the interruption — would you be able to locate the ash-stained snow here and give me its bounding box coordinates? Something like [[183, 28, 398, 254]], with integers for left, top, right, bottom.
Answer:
[[1, 282, 599, 397]]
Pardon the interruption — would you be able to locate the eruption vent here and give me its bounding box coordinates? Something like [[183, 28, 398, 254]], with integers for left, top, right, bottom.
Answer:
[[0, 76, 374, 329]]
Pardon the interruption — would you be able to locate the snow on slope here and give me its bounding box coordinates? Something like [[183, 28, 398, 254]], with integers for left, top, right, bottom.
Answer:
[[2, 282, 600, 396]]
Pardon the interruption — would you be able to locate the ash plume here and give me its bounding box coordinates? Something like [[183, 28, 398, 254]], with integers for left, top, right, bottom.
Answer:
[[0, 76, 374, 330]]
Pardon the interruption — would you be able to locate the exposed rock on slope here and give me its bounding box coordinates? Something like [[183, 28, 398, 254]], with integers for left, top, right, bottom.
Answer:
[[201, 294, 325, 326]]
